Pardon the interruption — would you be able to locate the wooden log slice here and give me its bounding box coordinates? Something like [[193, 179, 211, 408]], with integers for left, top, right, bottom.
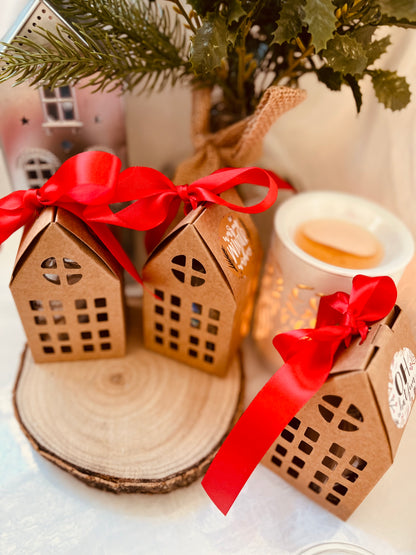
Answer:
[[13, 297, 244, 493]]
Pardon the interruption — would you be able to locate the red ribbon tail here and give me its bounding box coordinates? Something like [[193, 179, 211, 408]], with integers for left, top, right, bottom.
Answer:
[[87, 222, 144, 286], [202, 346, 334, 514]]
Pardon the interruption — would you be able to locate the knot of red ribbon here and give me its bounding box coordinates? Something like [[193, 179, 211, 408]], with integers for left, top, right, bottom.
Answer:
[[174, 184, 198, 208], [0, 151, 289, 283], [23, 188, 44, 210], [202, 274, 397, 515]]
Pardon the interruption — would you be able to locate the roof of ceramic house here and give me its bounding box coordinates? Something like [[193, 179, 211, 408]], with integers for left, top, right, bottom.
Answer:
[[1, 0, 85, 52], [11, 207, 122, 281]]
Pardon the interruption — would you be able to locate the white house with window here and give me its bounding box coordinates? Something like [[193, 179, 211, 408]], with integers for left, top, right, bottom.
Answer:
[[0, 0, 127, 192]]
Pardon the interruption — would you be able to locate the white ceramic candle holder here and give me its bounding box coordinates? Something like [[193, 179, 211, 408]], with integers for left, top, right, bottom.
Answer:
[[253, 191, 415, 368]]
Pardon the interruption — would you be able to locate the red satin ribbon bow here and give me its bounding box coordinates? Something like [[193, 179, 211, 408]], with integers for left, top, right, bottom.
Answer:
[[0, 152, 289, 282], [86, 165, 290, 252], [202, 274, 397, 515]]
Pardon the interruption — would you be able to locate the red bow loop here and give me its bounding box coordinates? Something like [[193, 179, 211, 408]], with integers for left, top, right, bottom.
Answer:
[[202, 274, 397, 515]]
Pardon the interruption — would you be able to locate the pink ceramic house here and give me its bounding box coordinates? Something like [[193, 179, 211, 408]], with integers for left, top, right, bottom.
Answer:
[[0, 0, 127, 192]]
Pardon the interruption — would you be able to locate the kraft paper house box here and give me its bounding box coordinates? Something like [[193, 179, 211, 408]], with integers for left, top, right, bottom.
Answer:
[[142, 189, 262, 377], [10, 207, 126, 362], [262, 304, 416, 520]]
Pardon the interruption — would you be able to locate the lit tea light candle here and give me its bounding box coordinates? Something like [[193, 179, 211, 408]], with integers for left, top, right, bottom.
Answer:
[[253, 191, 414, 368]]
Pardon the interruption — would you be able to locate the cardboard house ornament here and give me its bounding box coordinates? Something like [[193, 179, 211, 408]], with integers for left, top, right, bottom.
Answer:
[[142, 189, 262, 377], [262, 305, 416, 520], [10, 206, 126, 363]]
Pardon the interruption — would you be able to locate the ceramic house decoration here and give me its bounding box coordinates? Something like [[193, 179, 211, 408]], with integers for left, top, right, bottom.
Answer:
[[0, 0, 127, 193], [10, 206, 126, 362], [142, 189, 262, 376], [262, 306, 416, 520]]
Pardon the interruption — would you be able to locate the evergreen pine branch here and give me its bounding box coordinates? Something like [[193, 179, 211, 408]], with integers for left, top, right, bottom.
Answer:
[[1, 1, 191, 93], [49, 0, 189, 58]]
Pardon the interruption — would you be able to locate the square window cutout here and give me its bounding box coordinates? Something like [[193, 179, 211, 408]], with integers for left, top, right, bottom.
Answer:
[[192, 302, 202, 314], [53, 315, 66, 325], [170, 311, 180, 322], [207, 324, 218, 335], [209, 308, 220, 320]]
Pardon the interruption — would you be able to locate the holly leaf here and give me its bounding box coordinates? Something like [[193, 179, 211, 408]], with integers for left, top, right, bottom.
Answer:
[[344, 74, 363, 112], [190, 14, 228, 76], [349, 25, 376, 46], [323, 35, 368, 75], [371, 70, 411, 110], [377, 0, 416, 21], [272, 0, 306, 45], [316, 66, 343, 90], [228, 0, 246, 23], [364, 34, 391, 65], [304, 0, 337, 52], [350, 27, 391, 65]]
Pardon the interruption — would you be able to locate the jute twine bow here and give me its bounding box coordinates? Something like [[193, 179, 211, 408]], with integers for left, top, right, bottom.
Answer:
[[173, 86, 307, 184]]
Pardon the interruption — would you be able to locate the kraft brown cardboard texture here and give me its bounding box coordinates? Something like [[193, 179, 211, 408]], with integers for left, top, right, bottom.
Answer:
[[262, 305, 416, 520], [142, 189, 263, 376], [10, 207, 126, 363]]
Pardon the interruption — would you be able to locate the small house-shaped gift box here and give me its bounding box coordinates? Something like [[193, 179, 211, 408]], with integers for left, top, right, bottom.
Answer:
[[10, 207, 126, 362], [142, 190, 262, 376], [262, 306, 416, 520]]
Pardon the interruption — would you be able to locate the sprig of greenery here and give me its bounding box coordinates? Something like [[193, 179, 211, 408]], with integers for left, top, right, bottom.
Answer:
[[1, 0, 190, 93], [186, 0, 416, 118], [1, 0, 415, 122]]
